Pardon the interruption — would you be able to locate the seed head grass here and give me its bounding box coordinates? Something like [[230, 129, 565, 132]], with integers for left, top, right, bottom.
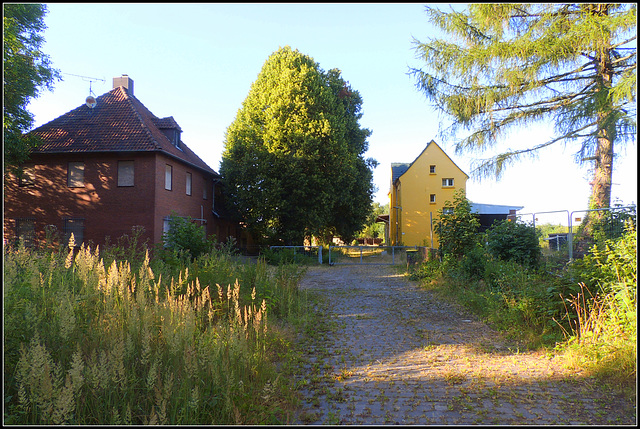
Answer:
[[4, 237, 308, 425]]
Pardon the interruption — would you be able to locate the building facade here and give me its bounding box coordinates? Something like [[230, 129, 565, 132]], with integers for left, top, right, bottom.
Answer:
[[388, 140, 468, 247], [4, 75, 246, 251]]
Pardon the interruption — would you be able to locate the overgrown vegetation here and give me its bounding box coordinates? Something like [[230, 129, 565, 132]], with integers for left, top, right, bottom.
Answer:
[[411, 193, 636, 385], [3, 227, 311, 425]]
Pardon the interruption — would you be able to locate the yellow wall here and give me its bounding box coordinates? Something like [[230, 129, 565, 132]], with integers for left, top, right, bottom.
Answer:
[[389, 140, 467, 247]]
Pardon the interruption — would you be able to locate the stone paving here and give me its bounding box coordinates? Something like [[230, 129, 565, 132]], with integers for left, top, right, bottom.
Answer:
[[291, 265, 636, 425]]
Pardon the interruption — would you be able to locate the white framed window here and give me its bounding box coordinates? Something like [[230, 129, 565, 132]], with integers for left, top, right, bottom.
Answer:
[[429, 165, 436, 174], [443, 207, 454, 215], [118, 160, 134, 187], [442, 178, 454, 187], [68, 162, 85, 188], [186, 172, 192, 196], [202, 180, 208, 200], [165, 164, 173, 190], [430, 194, 436, 204]]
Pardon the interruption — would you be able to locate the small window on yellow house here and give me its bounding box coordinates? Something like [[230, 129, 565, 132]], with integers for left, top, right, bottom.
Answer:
[[430, 194, 436, 204], [429, 165, 436, 174], [442, 178, 454, 187]]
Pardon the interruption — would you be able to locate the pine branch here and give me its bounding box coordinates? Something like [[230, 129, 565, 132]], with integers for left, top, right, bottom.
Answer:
[[469, 120, 599, 179]]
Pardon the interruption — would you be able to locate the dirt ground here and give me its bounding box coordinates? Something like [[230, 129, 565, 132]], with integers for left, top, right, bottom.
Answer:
[[291, 264, 636, 425]]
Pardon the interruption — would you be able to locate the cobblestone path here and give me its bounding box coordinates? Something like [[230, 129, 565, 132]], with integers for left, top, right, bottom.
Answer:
[[292, 265, 635, 425]]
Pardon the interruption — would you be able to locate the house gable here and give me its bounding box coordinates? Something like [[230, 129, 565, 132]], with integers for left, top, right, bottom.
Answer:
[[395, 140, 469, 184], [388, 140, 468, 247]]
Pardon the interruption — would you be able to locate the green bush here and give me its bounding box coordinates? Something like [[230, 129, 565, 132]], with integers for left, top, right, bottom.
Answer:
[[434, 189, 481, 258], [486, 219, 542, 269], [161, 214, 215, 260], [568, 220, 636, 294], [459, 245, 487, 281], [261, 247, 322, 266], [408, 258, 444, 282]]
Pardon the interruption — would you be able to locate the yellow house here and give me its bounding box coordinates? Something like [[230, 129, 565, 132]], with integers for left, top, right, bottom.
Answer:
[[388, 140, 468, 247]]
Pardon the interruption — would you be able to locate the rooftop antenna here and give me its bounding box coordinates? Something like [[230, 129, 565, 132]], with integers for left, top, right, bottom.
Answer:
[[62, 72, 105, 109]]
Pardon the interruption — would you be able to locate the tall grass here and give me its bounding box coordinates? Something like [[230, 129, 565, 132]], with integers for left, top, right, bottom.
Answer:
[[4, 235, 309, 425], [556, 221, 637, 383]]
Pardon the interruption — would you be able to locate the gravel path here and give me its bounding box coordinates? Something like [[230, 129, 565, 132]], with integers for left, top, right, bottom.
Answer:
[[292, 265, 636, 425]]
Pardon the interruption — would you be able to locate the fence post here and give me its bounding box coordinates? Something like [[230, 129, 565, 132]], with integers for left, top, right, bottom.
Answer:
[[318, 245, 323, 264]]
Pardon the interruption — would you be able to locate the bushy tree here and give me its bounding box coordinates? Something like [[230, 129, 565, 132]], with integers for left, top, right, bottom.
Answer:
[[411, 4, 636, 211], [486, 219, 542, 269], [434, 189, 480, 258], [220, 46, 375, 245], [3, 3, 60, 175]]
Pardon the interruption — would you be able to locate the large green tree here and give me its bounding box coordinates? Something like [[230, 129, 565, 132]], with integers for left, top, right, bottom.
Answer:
[[410, 4, 636, 210], [220, 46, 375, 245], [3, 3, 59, 175]]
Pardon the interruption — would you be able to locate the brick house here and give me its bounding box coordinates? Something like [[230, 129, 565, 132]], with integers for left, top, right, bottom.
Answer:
[[4, 75, 248, 251]]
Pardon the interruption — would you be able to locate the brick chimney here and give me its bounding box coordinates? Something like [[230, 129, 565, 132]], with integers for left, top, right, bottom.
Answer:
[[113, 74, 134, 94]]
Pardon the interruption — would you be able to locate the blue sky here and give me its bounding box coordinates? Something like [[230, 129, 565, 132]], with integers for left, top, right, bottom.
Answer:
[[28, 3, 637, 224]]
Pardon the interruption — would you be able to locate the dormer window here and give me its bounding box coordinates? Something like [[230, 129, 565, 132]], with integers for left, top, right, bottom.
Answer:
[[172, 129, 182, 150], [156, 117, 183, 150], [162, 128, 181, 150]]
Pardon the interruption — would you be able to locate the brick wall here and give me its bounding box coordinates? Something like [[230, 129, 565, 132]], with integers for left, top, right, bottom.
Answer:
[[4, 152, 243, 251]]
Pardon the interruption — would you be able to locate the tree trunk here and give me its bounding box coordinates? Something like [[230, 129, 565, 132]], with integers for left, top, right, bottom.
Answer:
[[590, 124, 614, 210], [589, 3, 615, 211]]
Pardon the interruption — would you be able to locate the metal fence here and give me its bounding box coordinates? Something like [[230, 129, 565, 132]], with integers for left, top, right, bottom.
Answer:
[[516, 205, 636, 263], [268, 246, 324, 264], [328, 246, 436, 266], [268, 245, 437, 266]]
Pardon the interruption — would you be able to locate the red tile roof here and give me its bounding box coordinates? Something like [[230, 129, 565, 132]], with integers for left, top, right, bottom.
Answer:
[[27, 86, 217, 175]]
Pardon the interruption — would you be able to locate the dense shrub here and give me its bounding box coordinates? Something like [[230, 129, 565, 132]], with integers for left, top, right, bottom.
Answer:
[[458, 245, 487, 281], [486, 219, 542, 269], [161, 214, 215, 260], [568, 220, 636, 294]]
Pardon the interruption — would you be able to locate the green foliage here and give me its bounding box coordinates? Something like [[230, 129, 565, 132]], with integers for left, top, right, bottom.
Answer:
[[3, 3, 60, 175], [407, 258, 444, 282], [161, 214, 214, 260], [411, 4, 637, 209], [433, 189, 481, 258], [260, 247, 323, 266], [582, 203, 637, 244], [486, 219, 542, 269], [558, 223, 636, 382], [3, 233, 309, 424], [220, 46, 375, 245], [568, 220, 637, 294], [357, 202, 388, 239], [412, 214, 636, 380]]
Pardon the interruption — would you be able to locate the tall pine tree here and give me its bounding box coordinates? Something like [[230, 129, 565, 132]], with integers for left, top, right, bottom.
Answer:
[[220, 46, 375, 245], [411, 4, 636, 210]]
